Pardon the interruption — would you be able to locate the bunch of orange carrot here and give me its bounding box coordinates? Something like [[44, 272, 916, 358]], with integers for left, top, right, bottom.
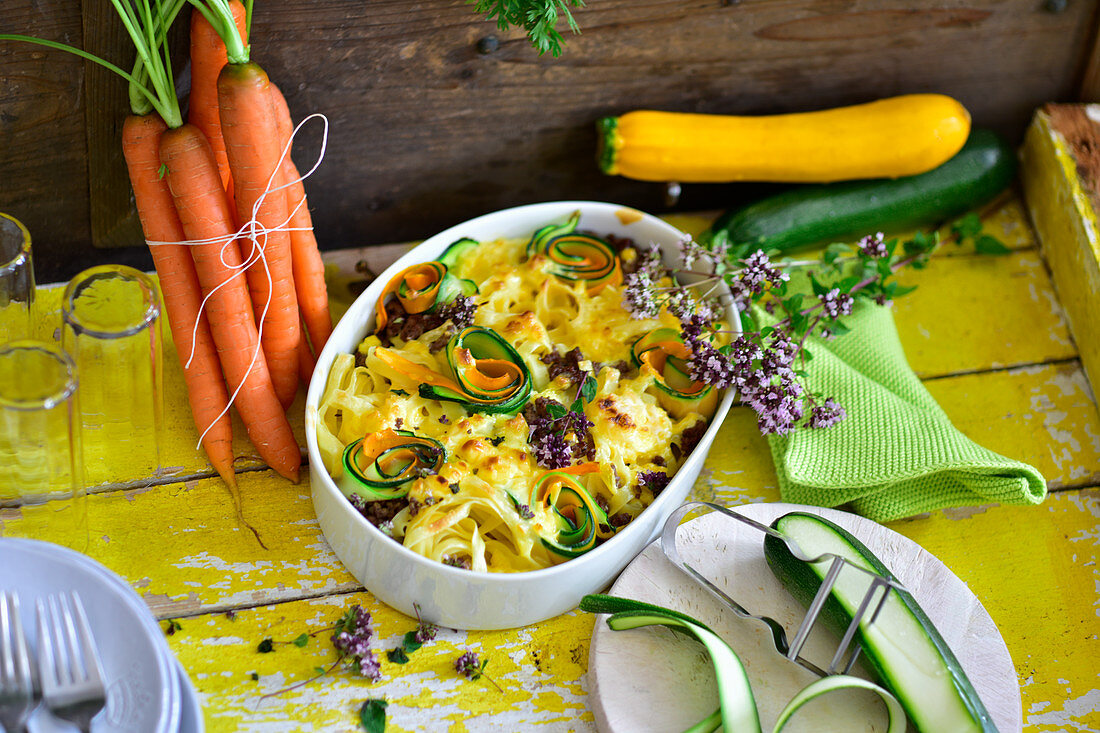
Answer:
[[122, 0, 329, 492]]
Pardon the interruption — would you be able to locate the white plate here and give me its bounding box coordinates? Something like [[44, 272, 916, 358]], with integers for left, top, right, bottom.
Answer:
[[175, 659, 204, 733], [2, 538, 180, 733], [588, 503, 1021, 733]]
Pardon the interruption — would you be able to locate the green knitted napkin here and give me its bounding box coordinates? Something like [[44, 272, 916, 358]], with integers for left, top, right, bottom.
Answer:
[[761, 301, 1047, 522]]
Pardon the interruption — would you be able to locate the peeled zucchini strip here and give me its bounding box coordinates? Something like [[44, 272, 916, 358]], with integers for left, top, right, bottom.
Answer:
[[341, 428, 446, 500], [419, 327, 532, 414], [631, 327, 718, 419], [374, 261, 477, 333], [526, 211, 622, 294], [579, 594, 906, 733], [773, 675, 906, 733], [531, 471, 613, 558]]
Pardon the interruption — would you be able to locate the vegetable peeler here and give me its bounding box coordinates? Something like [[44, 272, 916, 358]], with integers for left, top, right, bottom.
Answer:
[[659, 501, 904, 678]]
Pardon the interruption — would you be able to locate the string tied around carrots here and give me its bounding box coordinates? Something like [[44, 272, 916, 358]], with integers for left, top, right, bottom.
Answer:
[[147, 112, 330, 448]]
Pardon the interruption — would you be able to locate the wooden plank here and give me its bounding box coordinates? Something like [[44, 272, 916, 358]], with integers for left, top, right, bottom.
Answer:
[[80, 0, 144, 249], [155, 488, 1100, 731], [886, 490, 1100, 732], [891, 249, 1077, 378], [165, 593, 595, 731], [0, 2, 92, 271], [3, 358, 1096, 620], [1077, 2, 1100, 101], [1020, 104, 1100, 400], [3, 0, 1099, 283]]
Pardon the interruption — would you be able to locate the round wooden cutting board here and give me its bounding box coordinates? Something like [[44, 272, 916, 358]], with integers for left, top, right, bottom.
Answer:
[[588, 503, 1021, 733]]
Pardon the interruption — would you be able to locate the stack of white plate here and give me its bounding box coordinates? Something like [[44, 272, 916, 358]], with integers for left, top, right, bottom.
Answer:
[[1, 538, 203, 733]]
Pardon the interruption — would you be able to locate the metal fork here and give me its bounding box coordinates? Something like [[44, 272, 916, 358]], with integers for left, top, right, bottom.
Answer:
[[36, 592, 106, 732], [660, 501, 902, 677], [0, 591, 34, 733]]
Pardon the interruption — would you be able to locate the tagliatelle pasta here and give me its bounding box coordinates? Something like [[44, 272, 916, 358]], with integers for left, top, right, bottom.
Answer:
[[315, 217, 720, 572]]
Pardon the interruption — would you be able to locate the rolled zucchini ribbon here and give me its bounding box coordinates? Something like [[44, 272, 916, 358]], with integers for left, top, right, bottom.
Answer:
[[421, 326, 532, 414], [374, 260, 477, 333], [526, 211, 623, 294], [373, 326, 531, 415], [632, 327, 719, 420], [341, 428, 446, 501], [531, 469, 614, 559]]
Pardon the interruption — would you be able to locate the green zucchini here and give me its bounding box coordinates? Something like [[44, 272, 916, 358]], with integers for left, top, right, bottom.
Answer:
[[526, 211, 623, 293], [580, 593, 907, 733], [707, 128, 1016, 257], [764, 512, 997, 732], [631, 327, 719, 419], [340, 429, 446, 500], [418, 326, 532, 414], [439, 237, 479, 269], [531, 471, 613, 558]]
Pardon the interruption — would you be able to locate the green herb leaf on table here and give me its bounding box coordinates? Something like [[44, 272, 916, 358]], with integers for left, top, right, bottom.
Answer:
[[974, 234, 1011, 255], [164, 619, 182, 636], [257, 638, 274, 653], [359, 698, 388, 733], [402, 631, 424, 653], [386, 647, 410, 664], [293, 633, 309, 648]]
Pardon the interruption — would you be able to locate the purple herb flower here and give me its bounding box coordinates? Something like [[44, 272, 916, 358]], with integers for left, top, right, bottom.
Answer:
[[688, 340, 735, 388], [638, 470, 670, 495], [809, 398, 846, 429], [743, 373, 806, 435], [454, 651, 483, 679], [678, 233, 701, 269], [730, 250, 789, 311], [437, 294, 478, 329], [859, 232, 889, 259], [533, 430, 571, 469], [817, 287, 854, 319], [413, 604, 438, 643], [332, 605, 382, 681], [524, 397, 595, 469], [622, 271, 660, 319]]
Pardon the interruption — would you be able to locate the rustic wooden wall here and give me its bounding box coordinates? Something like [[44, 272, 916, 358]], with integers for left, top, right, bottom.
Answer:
[[1, 0, 1098, 283]]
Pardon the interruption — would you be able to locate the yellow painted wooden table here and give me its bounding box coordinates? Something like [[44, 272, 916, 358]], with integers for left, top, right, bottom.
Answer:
[[3, 197, 1099, 732]]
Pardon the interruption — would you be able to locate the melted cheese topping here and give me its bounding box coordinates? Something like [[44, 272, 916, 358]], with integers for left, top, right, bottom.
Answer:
[[316, 235, 712, 572]]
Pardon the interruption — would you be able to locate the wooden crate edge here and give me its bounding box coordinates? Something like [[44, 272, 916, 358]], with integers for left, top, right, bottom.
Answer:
[[1020, 104, 1100, 400]]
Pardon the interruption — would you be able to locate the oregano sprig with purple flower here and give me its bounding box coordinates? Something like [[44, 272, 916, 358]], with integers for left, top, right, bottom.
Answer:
[[523, 371, 598, 470], [454, 650, 503, 692], [623, 219, 1006, 435]]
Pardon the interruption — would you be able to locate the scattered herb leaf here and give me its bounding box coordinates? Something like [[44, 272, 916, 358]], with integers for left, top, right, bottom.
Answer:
[[257, 638, 274, 653], [402, 631, 424, 654], [974, 234, 1011, 255], [359, 698, 388, 733]]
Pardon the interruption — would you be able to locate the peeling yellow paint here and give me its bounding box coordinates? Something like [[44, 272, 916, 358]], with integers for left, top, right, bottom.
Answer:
[[6, 197, 1098, 730]]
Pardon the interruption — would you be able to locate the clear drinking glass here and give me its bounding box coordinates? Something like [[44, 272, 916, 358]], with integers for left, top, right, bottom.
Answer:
[[0, 212, 35, 342], [0, 340, 87, 550], [62, 265, 164, 485]]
